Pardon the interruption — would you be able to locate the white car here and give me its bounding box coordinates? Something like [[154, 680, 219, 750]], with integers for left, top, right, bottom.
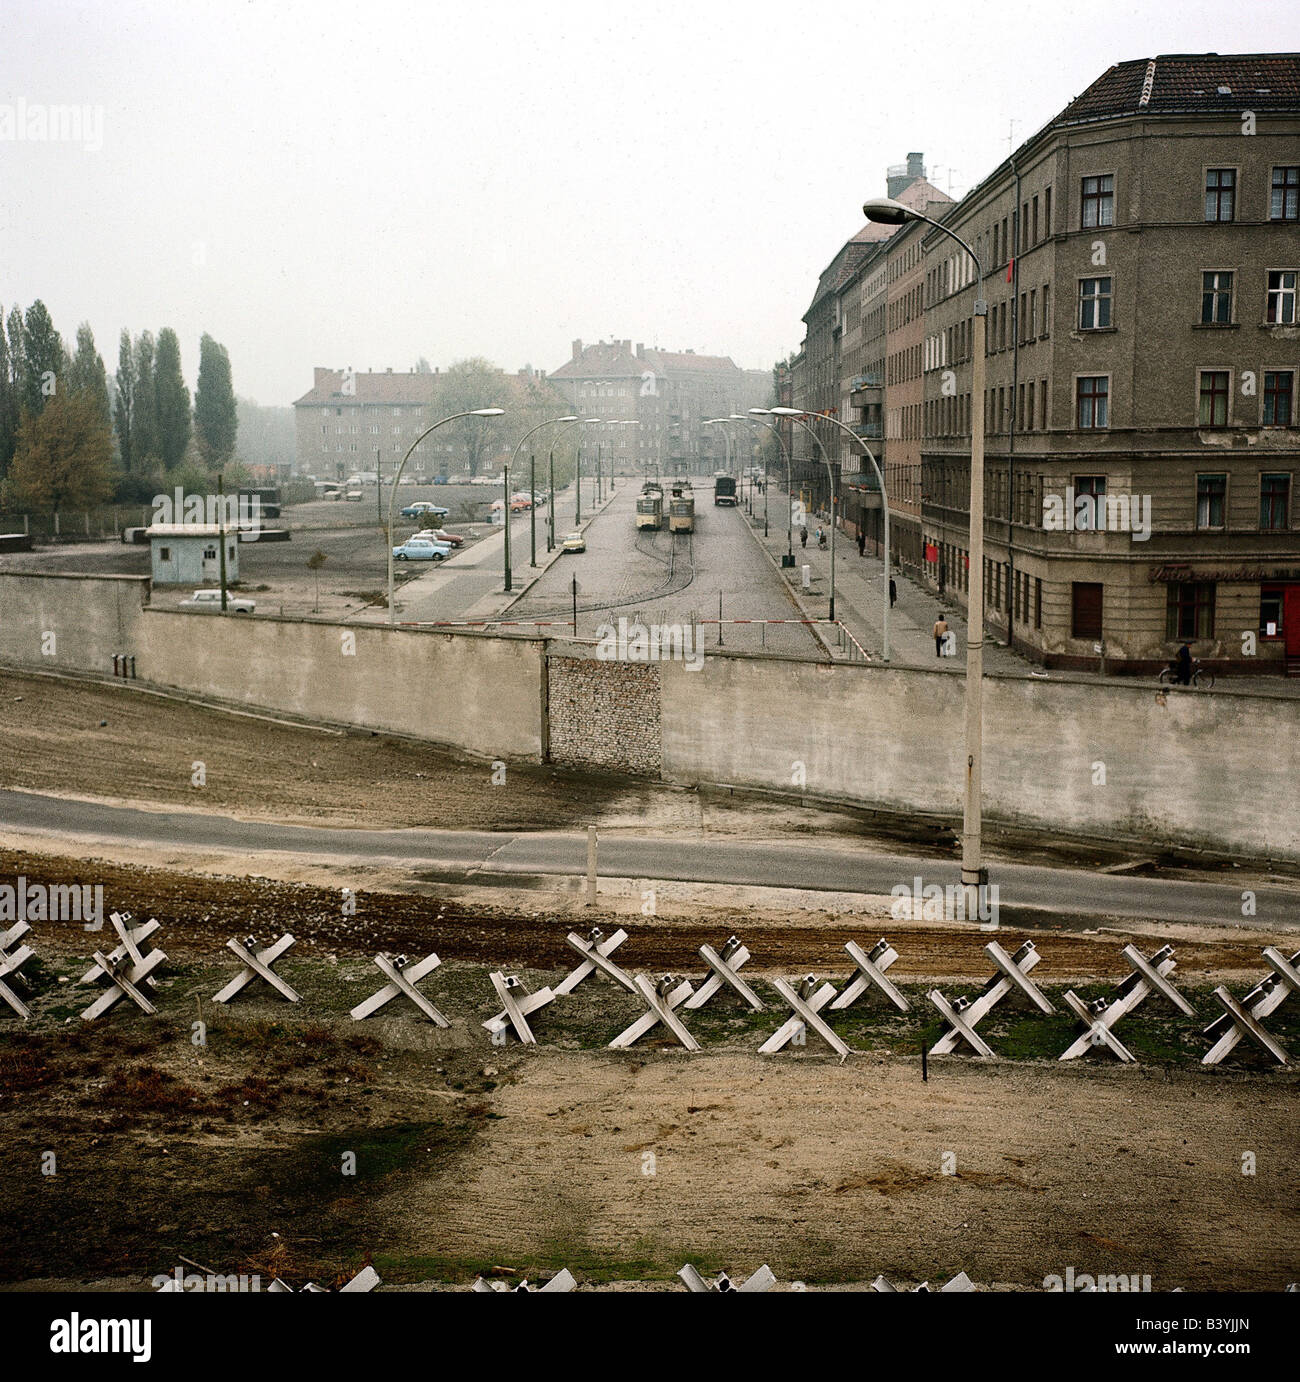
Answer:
[[179, 589, 255, 614]]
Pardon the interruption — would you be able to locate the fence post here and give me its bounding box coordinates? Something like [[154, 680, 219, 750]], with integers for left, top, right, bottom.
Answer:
[[586, 826, 598, 907]]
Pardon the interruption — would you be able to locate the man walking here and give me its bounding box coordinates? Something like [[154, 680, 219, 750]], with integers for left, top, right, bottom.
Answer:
[[800, 524, 808, 549], [933, 612, 949, 657], [889, 577, 897, 608], [857, 528, 866, 558]]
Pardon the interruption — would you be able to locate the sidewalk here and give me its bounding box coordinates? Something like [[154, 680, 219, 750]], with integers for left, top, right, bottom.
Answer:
[[742, 487, 1032, 673]]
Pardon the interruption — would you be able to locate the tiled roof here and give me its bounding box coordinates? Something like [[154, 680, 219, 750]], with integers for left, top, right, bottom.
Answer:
[[549, 342, 743, 380], [294, 370, 442, 406], [1058, 53, 1300, 124]]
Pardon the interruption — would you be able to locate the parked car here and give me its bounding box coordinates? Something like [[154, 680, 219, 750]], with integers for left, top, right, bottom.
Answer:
[[344, 488, 364, 501], [392, 538, 451, 561], [179, 589, 256, 613], [560, 532, 586, 553], [510, 496, 532, 511], [414, 527, 465, 547], [400, 500, 450, 518]]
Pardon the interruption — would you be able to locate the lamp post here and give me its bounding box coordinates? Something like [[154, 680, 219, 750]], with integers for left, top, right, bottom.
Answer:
[[388, 408, 504, 624], [509, 416, 577, 569], [549, 418, 600, 533], [703, 418, 732, 479], [774, 406, 891, 661], [749, 408, 794, 558], [770, 411, 837, 620], [865, 194, 988, 890]]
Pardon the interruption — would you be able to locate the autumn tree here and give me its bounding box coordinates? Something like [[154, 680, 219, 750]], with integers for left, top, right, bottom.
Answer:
[[7, 391, 114, 515]]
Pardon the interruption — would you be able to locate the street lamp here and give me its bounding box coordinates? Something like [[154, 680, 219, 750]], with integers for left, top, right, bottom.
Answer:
[[774, 406, 891, 662], [770, 410, 838, 620], [508, 416, 577, 569], [865, 193, 988, 891], [702, 418, 732, 479], [750, 408, 795, 558], [388, 408, 505, 624]]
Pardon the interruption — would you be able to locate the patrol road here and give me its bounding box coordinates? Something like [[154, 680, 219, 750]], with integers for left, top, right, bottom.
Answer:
[[2, 788, 1295, 932]]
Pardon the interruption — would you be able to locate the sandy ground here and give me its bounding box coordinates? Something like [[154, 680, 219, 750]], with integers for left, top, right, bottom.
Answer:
[[0, 847, 1296, 1292], [1, 671, 1296, 1293]]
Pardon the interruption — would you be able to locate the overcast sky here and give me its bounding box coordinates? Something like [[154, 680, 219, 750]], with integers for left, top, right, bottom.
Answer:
[[2, 0, 1296, 406]]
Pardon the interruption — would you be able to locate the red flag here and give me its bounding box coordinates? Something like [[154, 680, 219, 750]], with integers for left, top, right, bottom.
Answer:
[[1006, 257, 1015, 283], [924, 542, 939, 563]]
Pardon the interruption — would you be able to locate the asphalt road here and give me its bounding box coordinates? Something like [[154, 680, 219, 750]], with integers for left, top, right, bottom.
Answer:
[[3, 788, 1296, 931], [509, 481, 819, 653]]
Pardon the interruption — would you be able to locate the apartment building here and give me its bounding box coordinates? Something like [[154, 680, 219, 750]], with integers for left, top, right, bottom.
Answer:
[[917, 53, 1300, 675], [793, 154, 950, 523], [548, 339, 769, 476], [293, 365, 563, 479]]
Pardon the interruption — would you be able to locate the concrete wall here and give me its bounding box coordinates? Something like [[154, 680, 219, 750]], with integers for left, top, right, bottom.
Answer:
[[1, 569, 1295, 860], [660, 653, 1300, 862], [0, 572, 149, 673], [135, 612, 544, 759]]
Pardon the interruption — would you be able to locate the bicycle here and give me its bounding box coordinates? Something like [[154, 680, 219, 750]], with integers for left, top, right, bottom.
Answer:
[[1158, 661, 1215, 690]]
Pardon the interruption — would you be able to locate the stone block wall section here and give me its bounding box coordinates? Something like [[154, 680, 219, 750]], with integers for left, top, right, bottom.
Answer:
[[546, 651, 661, 776]]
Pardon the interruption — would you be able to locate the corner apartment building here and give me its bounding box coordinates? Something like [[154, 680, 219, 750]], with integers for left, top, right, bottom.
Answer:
[[547, 339, 769, 477], [918, 53, 1300, 675], [792, 154, 950, 533]]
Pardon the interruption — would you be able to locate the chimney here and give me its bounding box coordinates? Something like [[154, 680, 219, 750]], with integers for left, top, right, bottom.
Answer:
[[314, 367, 331, 387], [907, 151, 924, 178], [635, 343, 644, 357], [572, 338, 583, 360]]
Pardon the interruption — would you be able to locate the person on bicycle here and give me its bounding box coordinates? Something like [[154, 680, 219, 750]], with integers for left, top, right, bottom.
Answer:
[[1174, 642, 1192, 685]]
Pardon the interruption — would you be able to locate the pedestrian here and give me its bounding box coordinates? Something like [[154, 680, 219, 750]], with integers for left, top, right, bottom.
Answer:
[[933, 612, 949, 657], [857, 529, 866, 558], [800, 524, 808, 549], [1175, 641, 1193, 685], [889, 577, 897, 608]]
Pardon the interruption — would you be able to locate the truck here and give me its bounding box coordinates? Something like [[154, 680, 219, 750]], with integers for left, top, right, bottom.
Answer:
[[713, 474, 737, 507]]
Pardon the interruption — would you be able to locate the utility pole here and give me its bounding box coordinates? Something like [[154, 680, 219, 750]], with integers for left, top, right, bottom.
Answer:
[[217, 470, 228, 612], [503, 462, 511, 593], [529, 452, 537, 566], [548, 454, 556, 551]]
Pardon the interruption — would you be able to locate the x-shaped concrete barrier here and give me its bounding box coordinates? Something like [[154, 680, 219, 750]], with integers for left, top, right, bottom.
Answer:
[[685, 935, 764, 1011], [1203, 947, 1299, 1067], [350, 952, 448, 1025], [928, 940, 1055, 1056], [213, 934, 301, 1005]]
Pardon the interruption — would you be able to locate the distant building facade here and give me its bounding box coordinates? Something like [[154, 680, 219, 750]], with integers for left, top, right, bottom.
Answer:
[[547, 340, 770, 476]]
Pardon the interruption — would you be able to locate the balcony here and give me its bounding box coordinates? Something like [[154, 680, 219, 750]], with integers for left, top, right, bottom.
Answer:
[[853, 421, 884, 440], [850, 375, 883, 407]]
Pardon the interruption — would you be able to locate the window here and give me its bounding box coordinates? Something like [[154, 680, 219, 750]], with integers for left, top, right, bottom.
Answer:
[[1044, 187, 1052, 237], [1077, 376, 1109, 429], [1260, 587, 1285, 637], [1075, 475, 1107, 530], [159, 546, 170, 562], [1034, 578, 1042, 629], [1271, 166, 1300, 221], [1027, 382, 1035, 431], [1031, 195, 1039, 244], [1166, 582, 1215, 640], [1204, 168, 1236, 222], [1081, 174, 1114, 228], [1201, 271, 1233, 324], [1266, 270, 1297, 325], [1041, 284, 1050, 337], [1071, 582, 1103, 639], [1198, 371, 1230, 428], [1260, 473, 1290, 530], [1079, 277, 1112, 329], [1196, 473, 1227, 528], [1263, 372, 1294, 427]]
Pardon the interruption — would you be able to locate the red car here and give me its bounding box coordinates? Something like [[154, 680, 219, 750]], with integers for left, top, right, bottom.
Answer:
[[414, 528, 465, 547]]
